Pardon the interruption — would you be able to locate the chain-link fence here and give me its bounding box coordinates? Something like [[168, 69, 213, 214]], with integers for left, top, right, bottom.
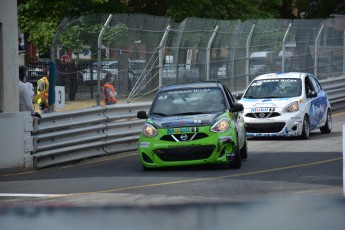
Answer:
[[27, 14, 345, 111]]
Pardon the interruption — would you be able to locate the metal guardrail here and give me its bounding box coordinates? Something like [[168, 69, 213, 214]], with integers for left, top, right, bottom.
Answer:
[[32, 102, 151, 169], [320, 76, 345, 111], [31, 76, 345, 169]]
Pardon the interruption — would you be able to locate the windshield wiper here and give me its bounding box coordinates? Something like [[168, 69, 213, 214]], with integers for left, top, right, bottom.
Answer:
[[152, 112, 168, 116], [243, 95, 257, 99], [260, 96, 281, 98], [171, 112, 206, 116]]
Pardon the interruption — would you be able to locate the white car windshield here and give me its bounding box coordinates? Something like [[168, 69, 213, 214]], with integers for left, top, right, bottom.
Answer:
[[150, 87, 226, 116], [243, 78, 302, 99]]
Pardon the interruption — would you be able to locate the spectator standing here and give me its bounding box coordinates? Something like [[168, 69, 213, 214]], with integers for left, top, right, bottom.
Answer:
[[102, 72, 118, 105], [37, 69, 49, 113], [25, 81, 35, 101], [19, 66, 41, 118]]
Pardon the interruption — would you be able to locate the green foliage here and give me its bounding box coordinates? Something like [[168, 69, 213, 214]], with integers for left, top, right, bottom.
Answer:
[[58, 17, 129, 57], [18, 0, 128, 52], [166, 0, 282, 21], [59, 25, 85, 54], [296, 0, 345, 18], [18, 0, 345, 53], [103, 23, 129, 47]]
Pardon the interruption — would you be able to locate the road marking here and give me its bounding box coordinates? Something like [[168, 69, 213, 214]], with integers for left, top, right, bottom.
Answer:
[[0, 157, 341, 198], [334, 111, 345, 117], [0, 171, 38, 177], [58, 152, 138, 169], [0, 152, 138, 177], [43, 157, 343, 198], [0, 193, 67, 198]]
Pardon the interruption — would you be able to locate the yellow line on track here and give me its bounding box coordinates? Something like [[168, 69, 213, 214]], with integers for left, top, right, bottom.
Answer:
[[334, 111, 345, 117], [0, 153, 138, 177], [48, 157, 342, 198], [0, 171, 38, 177]]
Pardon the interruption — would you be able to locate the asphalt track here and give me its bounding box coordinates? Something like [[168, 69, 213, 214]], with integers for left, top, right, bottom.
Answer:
[[0, 110, 344, 206]]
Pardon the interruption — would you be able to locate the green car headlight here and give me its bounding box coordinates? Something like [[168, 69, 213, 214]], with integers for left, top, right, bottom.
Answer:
[[211, 117, 230, 133], [142, 123, 158, 137], [283, 101, 299, 112]]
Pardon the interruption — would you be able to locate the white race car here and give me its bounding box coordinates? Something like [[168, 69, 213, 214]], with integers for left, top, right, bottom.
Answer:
[[236, 72, 332, 139]]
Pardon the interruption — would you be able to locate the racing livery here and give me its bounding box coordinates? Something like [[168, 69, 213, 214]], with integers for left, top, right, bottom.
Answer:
[[137, 82, 248, 169], [236, 72, 332, 139]]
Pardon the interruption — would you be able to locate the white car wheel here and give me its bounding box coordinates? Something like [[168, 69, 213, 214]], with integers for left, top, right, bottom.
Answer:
[[320, 110, 332, 134], [300, 115, 310, 139]]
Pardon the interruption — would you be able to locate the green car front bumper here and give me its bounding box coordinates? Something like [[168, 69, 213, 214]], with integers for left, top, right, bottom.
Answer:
[[138, 126, 238, 168]]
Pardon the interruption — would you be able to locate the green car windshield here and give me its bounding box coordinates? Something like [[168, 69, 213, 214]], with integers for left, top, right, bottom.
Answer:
[[150, 87, 227, 116], [243, 78, 302, 99]]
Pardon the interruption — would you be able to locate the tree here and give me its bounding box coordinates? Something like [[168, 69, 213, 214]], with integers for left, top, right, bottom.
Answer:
[[18, 0, 128, 53], [296, 0, 345, 18], [18, 0, 345, 54], [128, 0, 283, 21]]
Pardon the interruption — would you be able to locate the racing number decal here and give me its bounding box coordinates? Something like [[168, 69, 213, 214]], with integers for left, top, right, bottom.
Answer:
[[58, 90, 62, 104]]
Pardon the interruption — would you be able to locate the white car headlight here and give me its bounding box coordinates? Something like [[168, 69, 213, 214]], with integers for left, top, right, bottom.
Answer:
[[283, 101, 299, 112], [142, 124, 158, 137], [211, 118, 230, 133]]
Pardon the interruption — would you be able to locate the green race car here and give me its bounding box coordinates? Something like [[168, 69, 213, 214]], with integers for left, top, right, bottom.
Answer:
[[137, 81, 248, 169]]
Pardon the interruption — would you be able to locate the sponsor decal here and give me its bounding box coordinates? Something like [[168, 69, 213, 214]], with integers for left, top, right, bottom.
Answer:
[[167, 88, 211, 95], [251, 107, 274, 113], [140, 142, 150, 148], [163, 119, 202, 126], [167, 127, 199, 134], [254, 102, 276, 107]]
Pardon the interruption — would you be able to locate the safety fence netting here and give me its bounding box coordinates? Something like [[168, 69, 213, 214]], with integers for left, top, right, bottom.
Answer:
[[26, 14, 344, 111]]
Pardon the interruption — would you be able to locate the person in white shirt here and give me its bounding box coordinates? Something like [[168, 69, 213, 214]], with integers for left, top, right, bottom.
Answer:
[[25, 81, 35, 101], [19, 66, 41, 118]]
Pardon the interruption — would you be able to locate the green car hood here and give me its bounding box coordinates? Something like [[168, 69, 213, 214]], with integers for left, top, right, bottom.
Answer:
[[148, 113, 224, 128]]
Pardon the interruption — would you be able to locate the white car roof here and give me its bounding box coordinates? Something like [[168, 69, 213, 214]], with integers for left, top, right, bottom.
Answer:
[[253, 72, 307, 80], [250, 51, 273, 58], [277, 51, 294, 57]]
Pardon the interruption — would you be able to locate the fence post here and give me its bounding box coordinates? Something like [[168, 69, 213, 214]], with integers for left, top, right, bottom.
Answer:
[[49, 17, 68, 112], [158, 24, 171, 88], [48, 62, 56, 111], [50, 18, 68, 62], [282, 23, 292, 72], [206, 25, 219, 81], [245, 24, 255, 86], [314, 24, 324, 79], [97, 14, 113, 106]]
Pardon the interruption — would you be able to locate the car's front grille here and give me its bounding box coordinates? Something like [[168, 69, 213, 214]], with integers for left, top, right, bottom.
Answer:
[[160, 133, 208, 142], [154, 145, 215, 162], [246, 122, 285, 133], [245, 112, 280, 118]]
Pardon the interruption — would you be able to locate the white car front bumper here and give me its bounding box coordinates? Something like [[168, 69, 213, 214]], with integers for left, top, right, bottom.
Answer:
[[243, 109, 304, 138]]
